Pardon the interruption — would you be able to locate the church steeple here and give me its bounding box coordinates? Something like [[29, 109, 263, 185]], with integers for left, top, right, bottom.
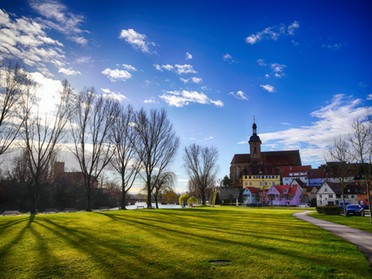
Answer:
[[249, 118, 262, 159]]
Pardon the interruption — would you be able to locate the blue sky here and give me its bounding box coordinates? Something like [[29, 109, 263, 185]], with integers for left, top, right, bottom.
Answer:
[[1, 0, 371, 193]]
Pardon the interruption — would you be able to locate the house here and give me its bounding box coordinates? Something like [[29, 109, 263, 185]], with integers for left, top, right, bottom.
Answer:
[[242, 187, 260, 206], [265, 184, 303, 206], [316, 181, 367, 206], [230, 121, 302, 187], [279, 165, 311, 186], [304, 186, 319, 206], [307, 168, 326, 187], [316, 182, 340, 206]]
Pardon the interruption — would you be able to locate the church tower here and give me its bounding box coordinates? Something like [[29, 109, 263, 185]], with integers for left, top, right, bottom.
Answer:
[[249, 120, 262, 160]]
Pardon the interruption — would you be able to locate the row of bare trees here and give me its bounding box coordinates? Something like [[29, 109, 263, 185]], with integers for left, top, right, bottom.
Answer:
[[0, 64, 180, 213], [326, 115, 372, 221]]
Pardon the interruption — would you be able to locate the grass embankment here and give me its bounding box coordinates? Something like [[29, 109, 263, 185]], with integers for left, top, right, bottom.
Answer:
[[310, 212, 372, 233], [0, 207, 371, 279]]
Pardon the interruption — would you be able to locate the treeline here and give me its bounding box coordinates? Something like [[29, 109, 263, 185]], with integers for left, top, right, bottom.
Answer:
[[0, 63, 220, 214], [0, 63, 183, 213]]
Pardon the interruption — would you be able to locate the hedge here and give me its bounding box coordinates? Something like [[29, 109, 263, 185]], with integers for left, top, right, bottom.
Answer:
[[316, 206, 340, 215]]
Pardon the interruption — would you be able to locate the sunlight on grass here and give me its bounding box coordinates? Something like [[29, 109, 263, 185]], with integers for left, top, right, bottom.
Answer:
[[0, 207, 371, 278]]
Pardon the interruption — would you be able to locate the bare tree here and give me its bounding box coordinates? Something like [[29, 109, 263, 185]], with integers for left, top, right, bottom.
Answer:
[[70, 88, 118, 211], [0, 63, 31, 156], [326, 136, 353, 216], [184, 144, 219, 205], [21, 79, 74, 214], [134, 108, 179, 209], [151, 172, 176, 208], [110, 104, 141, 209], [349, 116, 372, 221]]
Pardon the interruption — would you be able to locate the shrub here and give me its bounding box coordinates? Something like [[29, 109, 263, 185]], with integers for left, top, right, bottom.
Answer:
[[316, 206, 339, 215], [187, 196, 198, 206]]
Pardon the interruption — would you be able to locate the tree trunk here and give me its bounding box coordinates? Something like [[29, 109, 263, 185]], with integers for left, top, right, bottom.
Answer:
[[121, 176, 127, 210], [146, 178, 152, 209], [154, 193, 159, 209]]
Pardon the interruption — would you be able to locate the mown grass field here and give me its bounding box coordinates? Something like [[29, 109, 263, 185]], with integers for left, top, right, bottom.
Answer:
[[0, 207, 371, 279], [310, 212, 372, 233]]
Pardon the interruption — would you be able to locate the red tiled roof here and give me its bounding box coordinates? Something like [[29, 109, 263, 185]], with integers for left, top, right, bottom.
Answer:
[[280, 165, 311, 177]]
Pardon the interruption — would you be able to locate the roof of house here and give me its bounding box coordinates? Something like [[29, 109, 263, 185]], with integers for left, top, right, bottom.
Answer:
[[244, 187, 259, 193], [308, 168, 327, 179], [272, 185, 299, 196], [291, 178, 307, 188], [279, 165, 311, 177]]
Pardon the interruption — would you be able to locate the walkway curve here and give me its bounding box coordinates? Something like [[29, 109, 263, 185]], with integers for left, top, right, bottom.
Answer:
[[293, 211, 372, 265]]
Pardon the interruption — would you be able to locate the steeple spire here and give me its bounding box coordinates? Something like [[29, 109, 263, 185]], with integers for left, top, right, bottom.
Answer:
[[249, 118, 262, 159]]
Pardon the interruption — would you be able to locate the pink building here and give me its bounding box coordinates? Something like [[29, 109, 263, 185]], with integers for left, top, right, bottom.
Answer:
[[266, 184, 303, 206]]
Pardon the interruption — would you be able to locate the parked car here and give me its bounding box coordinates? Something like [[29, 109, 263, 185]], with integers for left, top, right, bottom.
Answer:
[[345, 204, 364, 216]]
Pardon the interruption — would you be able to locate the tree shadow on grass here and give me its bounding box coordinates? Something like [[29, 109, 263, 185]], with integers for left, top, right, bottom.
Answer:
[[0, 214, 35, 275], [31, 217, 191, 278], [98, 211, 371, 278]]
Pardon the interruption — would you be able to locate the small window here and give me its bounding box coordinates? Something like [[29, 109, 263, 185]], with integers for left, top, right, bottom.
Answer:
[[328, 194, 333, 198]]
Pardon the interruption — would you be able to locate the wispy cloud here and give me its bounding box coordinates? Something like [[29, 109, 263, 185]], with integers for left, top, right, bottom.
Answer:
[[153, 63, 197, 75], [257, 59, 286, 78], [30, 0, 88, 45], [102, 64, 137, 82], [180, 77, 202, 84], [229, 90, 248, 101], [119, 28, 155, 53], [144, 97, 159, 104], [0, 9, 65, 77], [185, 52, 192, 60], [101, 88, 127, 101], [246, 20, 299, 45], [223, 53, 234, 63], [260, 84, 276, 93], [367, 94, 372, 101], [102, 68, 132, 82], [322, 43, 344, 50], [256, 94, 371, 166], [58, 67, 81, 76], [160, 90, 223, 107]]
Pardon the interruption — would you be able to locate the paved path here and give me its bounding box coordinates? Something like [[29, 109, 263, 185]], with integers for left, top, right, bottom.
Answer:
[[293, 211, 372, 265]]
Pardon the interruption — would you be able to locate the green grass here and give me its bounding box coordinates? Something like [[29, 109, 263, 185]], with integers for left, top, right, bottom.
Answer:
[[310, 212, 372, 233], [0, 207, 371, 279]]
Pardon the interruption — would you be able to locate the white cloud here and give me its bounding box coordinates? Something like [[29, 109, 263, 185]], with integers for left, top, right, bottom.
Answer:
[[223, 53, 233, 62], [75, 56, 92, 64], [30, 0, 88, 45], [322, 43, 344, 50], [257, 59, 266, 67], [257, 94, 370, 166], [160, 90, 223, 107], [101, 88, 127, 101], [180, 77, 202, 84], [0, 9, 66, 76], [260, 84, 276, 93], [271, 63, 286, 78], [174, 64, 196, 74], [191, 77, 202, 84], [186, 52, 192, 60], [119, 28, 155, 53], [153, 63, 196, 75], [246, 20, 300, 45], [102, 68, 132, 82], [144, 97, 159, 104], [58, 67, 81, 76], [122, 64, 137, 71], [229, 90, 248, 101], [367, 94, 372, 101]]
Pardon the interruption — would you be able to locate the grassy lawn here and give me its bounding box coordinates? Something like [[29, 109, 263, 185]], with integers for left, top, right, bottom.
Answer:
[[0, 207, 371, 279], [310, 212, 372, 233]]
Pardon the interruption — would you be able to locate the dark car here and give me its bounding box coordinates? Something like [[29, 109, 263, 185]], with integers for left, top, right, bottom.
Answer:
[[346, 204, 364, 216]]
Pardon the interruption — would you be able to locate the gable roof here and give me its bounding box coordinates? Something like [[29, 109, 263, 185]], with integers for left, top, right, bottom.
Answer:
[[280, 165, 311, 177], [245, 186, 259, 193]]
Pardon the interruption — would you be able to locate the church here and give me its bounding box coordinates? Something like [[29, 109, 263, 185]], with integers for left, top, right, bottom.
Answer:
[[230, 121, 302, 189]]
